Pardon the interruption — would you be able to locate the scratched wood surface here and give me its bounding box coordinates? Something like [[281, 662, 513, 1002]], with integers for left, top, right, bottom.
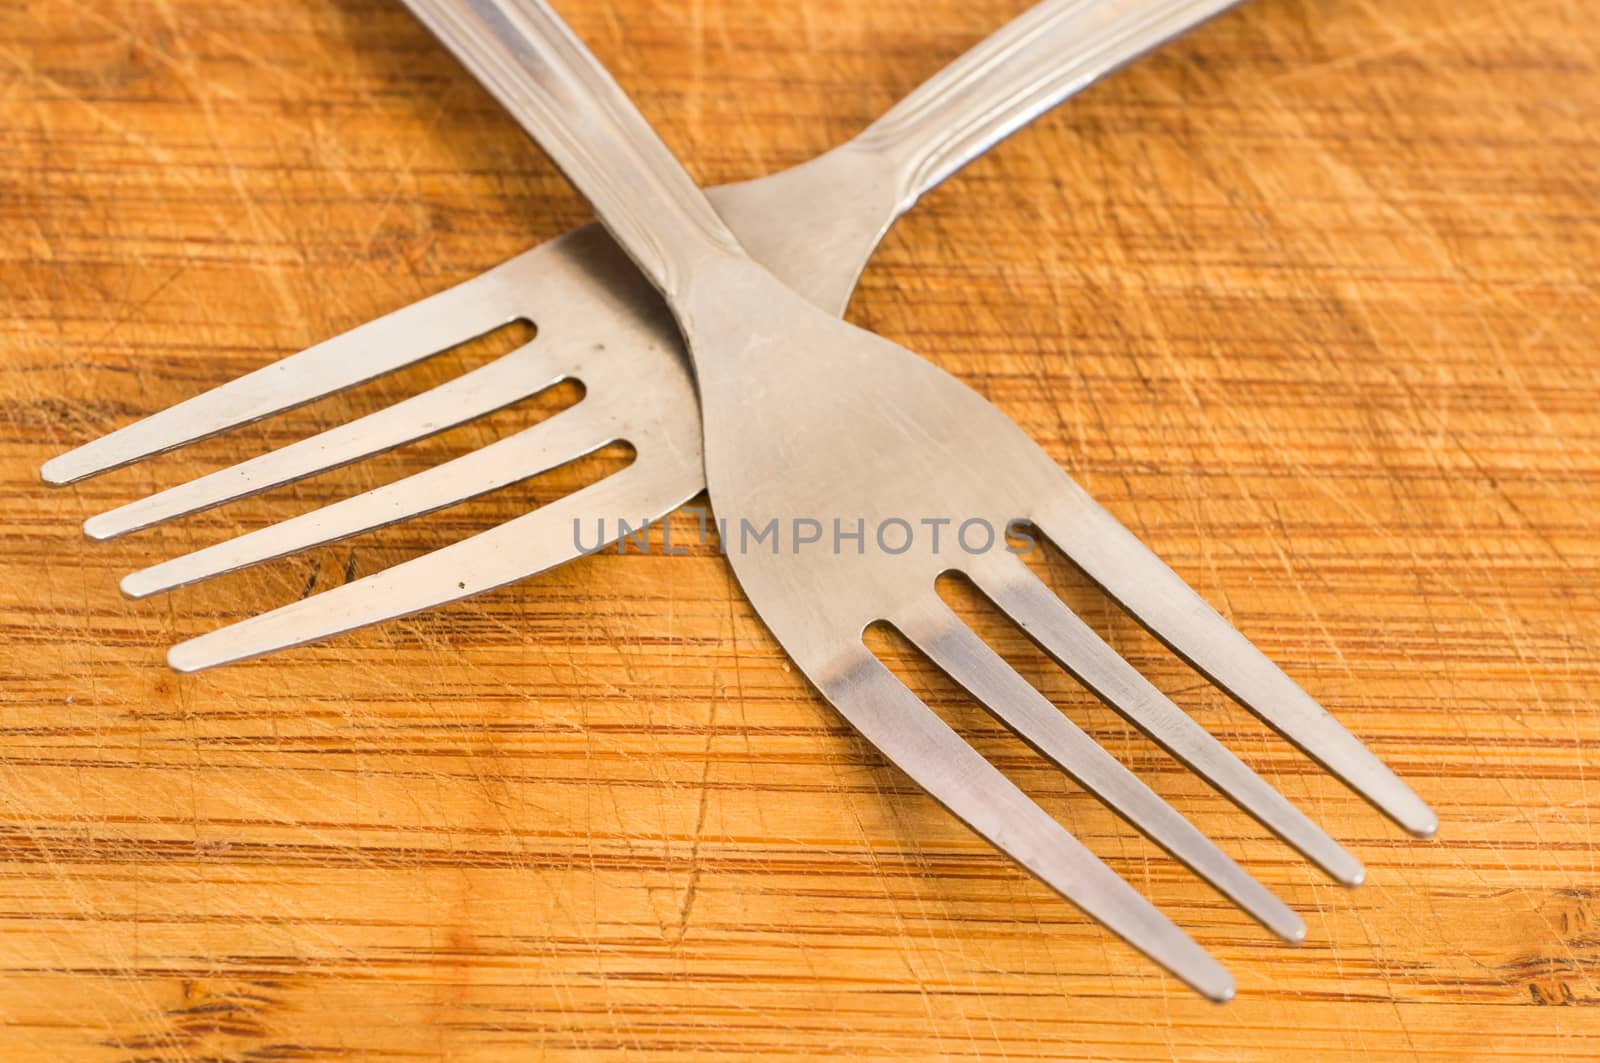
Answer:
[[2, 0, 1598, 1058]]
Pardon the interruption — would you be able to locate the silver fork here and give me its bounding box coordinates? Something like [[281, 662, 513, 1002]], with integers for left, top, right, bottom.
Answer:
[[38, 0, 1434, 994], [414, 0, 1318, 1000], [455, 0, 1439, 995]]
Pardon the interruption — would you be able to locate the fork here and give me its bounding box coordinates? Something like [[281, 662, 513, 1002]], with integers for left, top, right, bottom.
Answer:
[[47, 0, 1303, 982], [423, 0, 1438, 996], [413, 0, 1335, 1000], [40, 0, 1427, 998]]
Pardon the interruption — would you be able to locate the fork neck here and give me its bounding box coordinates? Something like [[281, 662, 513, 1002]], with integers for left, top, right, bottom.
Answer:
[[404, 0, 748, 302], [848, 0, 1244, 212]]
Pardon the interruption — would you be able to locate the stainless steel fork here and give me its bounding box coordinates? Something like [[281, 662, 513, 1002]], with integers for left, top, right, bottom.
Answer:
[[419, 0, 1327, 1002], [39, 0, 1436, 996], [410, 0, 1449, 995]]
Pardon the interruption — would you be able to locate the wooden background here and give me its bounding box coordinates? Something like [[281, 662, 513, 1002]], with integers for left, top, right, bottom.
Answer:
[[4, 0, 1598, 1057]]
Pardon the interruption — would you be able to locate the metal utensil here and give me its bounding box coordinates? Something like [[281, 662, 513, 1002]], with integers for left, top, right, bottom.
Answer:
[[399, 0, 1429, 998], [38, 0, 1437, 997]]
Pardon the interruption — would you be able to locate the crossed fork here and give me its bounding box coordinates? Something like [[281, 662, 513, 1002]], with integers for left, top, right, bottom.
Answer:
[[42, 0, 1436, 999]]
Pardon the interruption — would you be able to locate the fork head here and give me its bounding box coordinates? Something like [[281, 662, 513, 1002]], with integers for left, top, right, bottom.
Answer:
[[40, 145, 899, 586], [685, 260, 1436, 843], [687, 262, 1118, 672]]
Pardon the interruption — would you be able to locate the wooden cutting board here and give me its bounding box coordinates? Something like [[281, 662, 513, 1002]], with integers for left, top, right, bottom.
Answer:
[[4, 0, 1597, 1057]]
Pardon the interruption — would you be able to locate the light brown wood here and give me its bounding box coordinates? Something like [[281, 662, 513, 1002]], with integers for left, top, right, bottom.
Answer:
[[3, 0, 1598, 1057]]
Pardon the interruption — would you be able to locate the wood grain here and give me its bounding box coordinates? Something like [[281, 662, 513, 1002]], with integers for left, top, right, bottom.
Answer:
[[3, 0, 1598, 1057]]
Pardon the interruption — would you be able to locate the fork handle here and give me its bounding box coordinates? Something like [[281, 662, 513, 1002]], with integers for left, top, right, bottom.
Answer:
[[853, 0, 1246, 211], [402, 0, 746, 299]]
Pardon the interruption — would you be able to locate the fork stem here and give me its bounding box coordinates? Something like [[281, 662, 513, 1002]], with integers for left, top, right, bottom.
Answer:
[[403, 0, 747, 298], [852, 0, 1246, 211]]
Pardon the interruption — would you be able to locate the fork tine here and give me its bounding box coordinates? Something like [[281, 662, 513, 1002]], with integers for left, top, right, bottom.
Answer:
[[1037, 489, 1438, 838], [968, 554, 1364, 886], [120, 400, 620, 598], [818, 648, 1234, 1001], [40, 251, 541, 487], [164, 454, 701, 673], [82, 339, 575, 541], [897, 598, 1304, 943]]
